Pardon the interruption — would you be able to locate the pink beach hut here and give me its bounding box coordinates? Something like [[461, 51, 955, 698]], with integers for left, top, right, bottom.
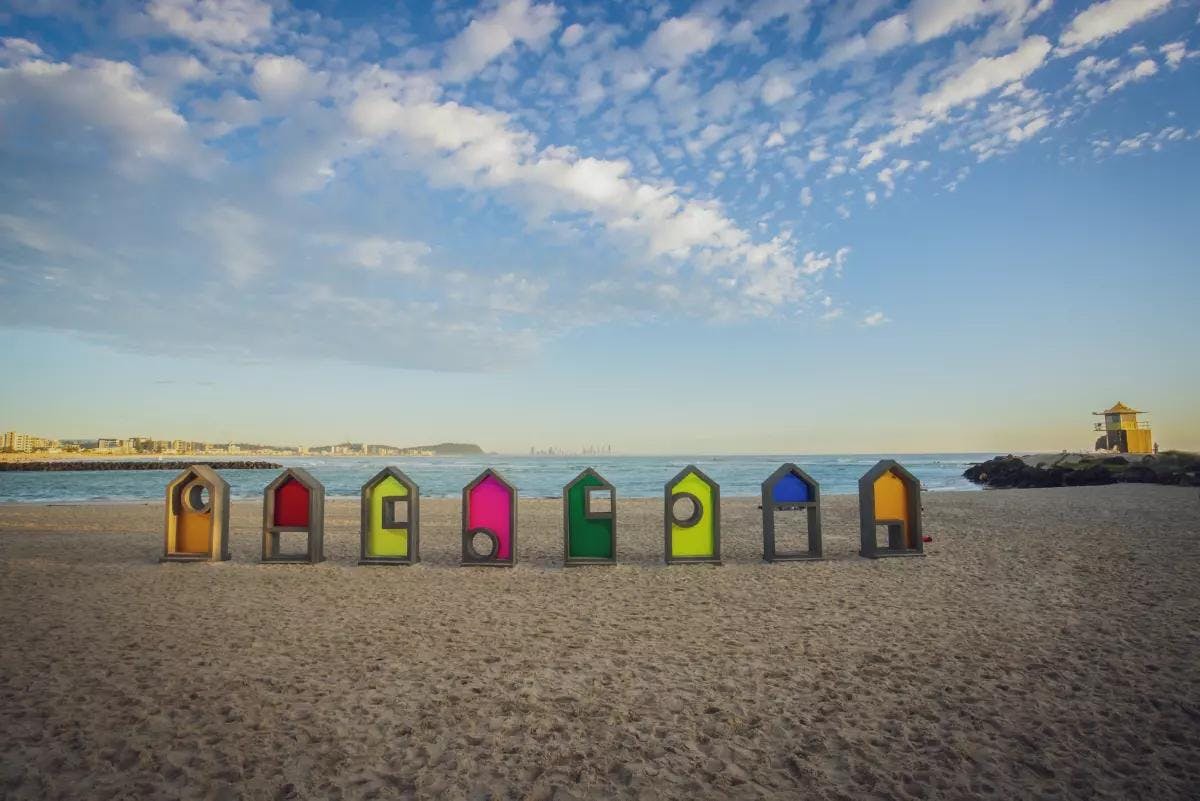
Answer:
[[461, 468, 518, 567]]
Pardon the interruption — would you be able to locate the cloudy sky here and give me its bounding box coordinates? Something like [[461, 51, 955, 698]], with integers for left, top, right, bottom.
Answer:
[[1, 0, 1197, 453]]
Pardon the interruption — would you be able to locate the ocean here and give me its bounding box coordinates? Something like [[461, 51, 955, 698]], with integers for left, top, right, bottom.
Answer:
[[0, 453, 994, 503]]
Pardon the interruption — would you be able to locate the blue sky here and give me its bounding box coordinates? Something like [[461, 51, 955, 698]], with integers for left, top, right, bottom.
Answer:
[[1, 0, 1197, 453]]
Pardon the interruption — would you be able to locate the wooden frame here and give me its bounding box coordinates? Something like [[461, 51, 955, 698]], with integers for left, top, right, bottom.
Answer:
[[262, 467, 326, 564], [563, 468, 617, 566], [162, 464, 231, 562], [858, 459, 924, 559], [761, 463, 822, 562], [664, 465, 721, 565], [461, 468, 518, 567], [359, 466, 420, 566]]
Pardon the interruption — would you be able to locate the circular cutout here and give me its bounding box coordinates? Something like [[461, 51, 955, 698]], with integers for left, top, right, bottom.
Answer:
[[467, 528, 499, 560], [670, 492, 703, 527], [184, 483, 212, 513]]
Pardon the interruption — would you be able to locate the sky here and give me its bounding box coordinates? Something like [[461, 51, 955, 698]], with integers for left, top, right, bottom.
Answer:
[[0, 0, 1197, 454]]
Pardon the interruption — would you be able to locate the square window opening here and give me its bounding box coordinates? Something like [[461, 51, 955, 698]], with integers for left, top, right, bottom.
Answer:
[[587, 488, 613, 516]]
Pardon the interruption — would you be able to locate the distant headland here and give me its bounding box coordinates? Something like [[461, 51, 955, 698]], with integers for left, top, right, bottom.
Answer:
[[0, 460, 283, 473]]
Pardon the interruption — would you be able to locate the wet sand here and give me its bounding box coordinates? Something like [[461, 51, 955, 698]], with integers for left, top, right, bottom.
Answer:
[[1, 485, 1198, 800]]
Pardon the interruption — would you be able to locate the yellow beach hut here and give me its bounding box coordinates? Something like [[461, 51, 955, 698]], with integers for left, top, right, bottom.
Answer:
[[359, 466, 420, 565], [664, 465, 721, 564]]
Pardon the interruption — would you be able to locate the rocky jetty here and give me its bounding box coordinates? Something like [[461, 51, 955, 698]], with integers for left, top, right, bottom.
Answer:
[[0, 460, 281, 472], [964, 451, 1200, 489]]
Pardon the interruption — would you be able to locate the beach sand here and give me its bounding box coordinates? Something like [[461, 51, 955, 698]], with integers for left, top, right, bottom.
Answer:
[[1, 486, 1198, 800]]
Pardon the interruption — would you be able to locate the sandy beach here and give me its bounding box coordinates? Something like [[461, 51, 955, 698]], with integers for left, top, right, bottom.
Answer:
[[1, 486, 1198, 800]]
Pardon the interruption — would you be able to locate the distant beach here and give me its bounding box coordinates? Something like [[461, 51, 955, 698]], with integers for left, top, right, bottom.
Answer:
[[0, 453, 990, 504], [1, 486, 1197, 799]]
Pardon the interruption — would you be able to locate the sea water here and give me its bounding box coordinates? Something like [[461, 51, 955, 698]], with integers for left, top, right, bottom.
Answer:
[[0, 453, 994, 503]]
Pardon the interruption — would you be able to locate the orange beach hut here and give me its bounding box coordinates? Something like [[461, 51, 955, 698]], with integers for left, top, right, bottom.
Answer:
[[858, 459, 923, 559], [162, 464, 231, 562]]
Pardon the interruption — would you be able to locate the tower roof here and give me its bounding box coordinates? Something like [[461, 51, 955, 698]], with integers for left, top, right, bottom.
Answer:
[[1093, 401, 1144, 415]]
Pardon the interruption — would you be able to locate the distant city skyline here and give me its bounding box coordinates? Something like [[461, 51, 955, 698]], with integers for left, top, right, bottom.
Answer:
[[1, 1, 1197, 453]]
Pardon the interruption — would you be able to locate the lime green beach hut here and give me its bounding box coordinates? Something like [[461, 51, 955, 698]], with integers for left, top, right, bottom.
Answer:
[[664, 465, 721, 564], [359, 466, 420, 565]]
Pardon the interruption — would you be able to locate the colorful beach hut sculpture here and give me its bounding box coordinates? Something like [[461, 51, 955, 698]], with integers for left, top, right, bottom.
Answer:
[[664, 465, 721, 564], [162, 464, 231, 562], [563, 468, 616, 565], [262, 467, 326, 564], [858, 459, 923, 559], [359, 466, 420, 565], [761, 463, 822, 562], [462, 468, 518, 567]]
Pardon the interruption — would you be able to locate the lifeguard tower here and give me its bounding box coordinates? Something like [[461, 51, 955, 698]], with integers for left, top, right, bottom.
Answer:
[[1092, 401, 1152, 454]]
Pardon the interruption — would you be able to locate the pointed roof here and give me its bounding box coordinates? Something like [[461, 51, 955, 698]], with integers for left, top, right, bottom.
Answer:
[[464, 467, 516, 494], [564, 467, 613, 491], [166, 463, 229, 493], [762, 462, 819, 492], [858, 458, 919, 489], [265, 466, 323, 494], [666, 464, 719, 490], [1094, 401, 1144, 415], [362, 465, 418, 494]]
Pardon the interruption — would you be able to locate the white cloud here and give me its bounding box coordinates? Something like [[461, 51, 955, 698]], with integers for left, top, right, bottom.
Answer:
[[559, 23, 584, 48], [822, 13, 912, 67], [863, 311, 890, 326], [1058, 0, 1172, 53], [349, 90, 815, 311], [141, 52, 213, 94], [442, 0, 562, 82], [1108, 57, 1158, 91], [920, 36, 1051, 116], [192, 90, 262, 137], [347, 237, 431, 275], [643, 14, 722, 68], [0, 56, 199, 171], [1007, 114, 1049, 141], [1159, 41, 1194, 69], [1102, 125, 1191, 155], [765, 130, 785, 147], [909, 0, 986, 43], [251, 55, 324, 105], [760, 74, 796, 105], [1, 37, 44, 64], [800, 186, 813, 206], [147, 0, 273, 47]]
